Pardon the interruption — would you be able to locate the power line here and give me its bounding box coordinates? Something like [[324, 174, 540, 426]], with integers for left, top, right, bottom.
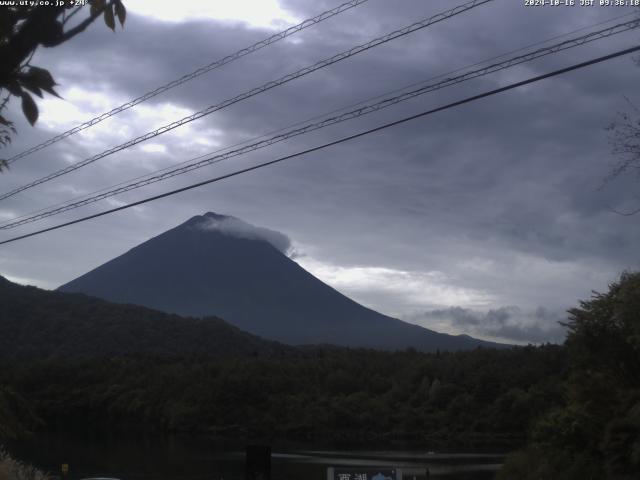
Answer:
[[0, 0, 494, 202], [1, 18, 637, 230], [1, 44, 638, 246], [3, 6, 635, 230], [1, 12, 636, 230], [4, 0, 373, 165]]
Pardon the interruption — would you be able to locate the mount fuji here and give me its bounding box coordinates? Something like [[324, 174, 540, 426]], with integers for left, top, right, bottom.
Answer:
[[58, 212, 505, 351]]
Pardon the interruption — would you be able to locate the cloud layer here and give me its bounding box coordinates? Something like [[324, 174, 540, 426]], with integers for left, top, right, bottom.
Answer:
[[0, 1, 639, 344], [404, 306, 568, 344], [198, 215, 292, 254]]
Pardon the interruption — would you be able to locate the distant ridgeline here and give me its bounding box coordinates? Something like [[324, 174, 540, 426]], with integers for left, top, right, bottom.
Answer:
[[1, 270, 638, 477], [58, 212, 507, 352], [1, 346, 567, 444], [0, 275, 289, 361], [0, 274, 565, 444]]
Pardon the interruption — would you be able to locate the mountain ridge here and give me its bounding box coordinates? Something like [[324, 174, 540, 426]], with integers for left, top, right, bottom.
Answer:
[[0, 275, 290, 361], [58, 212, 507, 351]]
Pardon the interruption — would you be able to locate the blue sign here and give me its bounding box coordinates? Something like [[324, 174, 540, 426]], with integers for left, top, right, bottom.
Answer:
[[328, 468, 400, 480]]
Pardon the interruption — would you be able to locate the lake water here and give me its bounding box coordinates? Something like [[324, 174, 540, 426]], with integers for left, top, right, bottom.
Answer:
[[7, 433, 505, 480]]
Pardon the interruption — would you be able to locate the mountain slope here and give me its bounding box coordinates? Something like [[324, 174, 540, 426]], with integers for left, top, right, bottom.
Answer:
[[0, 275, 289, 361], [59, 212, 505, 351]]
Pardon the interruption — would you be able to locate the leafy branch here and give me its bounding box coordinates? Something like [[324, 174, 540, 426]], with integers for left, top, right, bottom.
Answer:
[[0, 0, 126, 154]]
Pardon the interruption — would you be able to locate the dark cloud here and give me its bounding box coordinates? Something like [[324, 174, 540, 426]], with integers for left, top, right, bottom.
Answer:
[[407, 305, 568, 344], [0, 1, 639, 343]]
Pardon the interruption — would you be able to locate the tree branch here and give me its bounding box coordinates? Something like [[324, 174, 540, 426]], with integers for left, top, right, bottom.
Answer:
[[0, 6, 65, 84], [0, 93, 10, 111], [62, 5, 83, 26], [54, 1, 113, 46]]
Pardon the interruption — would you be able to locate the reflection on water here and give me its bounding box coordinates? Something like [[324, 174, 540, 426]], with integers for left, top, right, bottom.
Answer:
[[7, 433, 505, 480]]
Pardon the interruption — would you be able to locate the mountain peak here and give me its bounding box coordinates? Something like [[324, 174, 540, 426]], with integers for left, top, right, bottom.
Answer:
[[204, 211, 232, 220], [182, 213, 291, 255], [58, 214, 507, 351], [182, 211, 234, 228]]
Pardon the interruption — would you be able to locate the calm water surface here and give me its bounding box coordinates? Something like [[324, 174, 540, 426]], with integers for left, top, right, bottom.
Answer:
[[8, 433, 505, 480]]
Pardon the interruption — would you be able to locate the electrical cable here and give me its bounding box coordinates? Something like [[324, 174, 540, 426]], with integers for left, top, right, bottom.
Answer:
[[1, 44, 637, 246], [0, 0, 494, 201], [4, 0, 373, 165], [1, 18, 637, 230]]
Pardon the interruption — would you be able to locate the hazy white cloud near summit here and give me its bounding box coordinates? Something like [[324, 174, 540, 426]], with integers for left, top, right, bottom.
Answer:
[[199, 215, 293, 254]]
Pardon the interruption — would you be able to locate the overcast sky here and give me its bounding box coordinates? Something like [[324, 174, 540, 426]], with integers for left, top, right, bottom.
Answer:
[[1, 0, 639, 344]]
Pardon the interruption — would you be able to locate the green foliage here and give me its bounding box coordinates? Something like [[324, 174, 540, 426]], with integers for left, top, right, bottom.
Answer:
[[0, 387, 40, 441], [531, 405, 599, 451], [0, 277, 290, 361], [0, 345, 566, 445], [565, 271, 640, 387], [500, 271, 640, 479], [19, 92, 37, 127], [0, 1, 126, 148], [0, 276, 569, 445], [497, 446, 603, 480]]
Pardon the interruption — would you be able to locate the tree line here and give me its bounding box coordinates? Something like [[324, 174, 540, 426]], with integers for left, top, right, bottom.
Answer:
[[1, 272, 638, 479], [1, 344, 566, 446]]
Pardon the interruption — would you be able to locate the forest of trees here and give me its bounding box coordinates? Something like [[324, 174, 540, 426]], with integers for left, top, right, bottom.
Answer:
[[0, 387, 39, 441], [0, 272, 638, 479], [0, 344, 566, 446], [498, 271, 640, 479], [0, 275, 292, 361]]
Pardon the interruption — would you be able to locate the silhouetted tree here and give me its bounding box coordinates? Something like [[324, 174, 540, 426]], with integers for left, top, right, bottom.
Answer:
[[0, 0, 126, 165], [607, 99, 640, 215], [499, 271, 640, 479]]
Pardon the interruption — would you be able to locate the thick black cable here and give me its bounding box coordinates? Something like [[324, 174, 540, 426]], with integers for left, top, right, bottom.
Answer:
[[1, 44, 638, 246], [1, 17, 637, 230]]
